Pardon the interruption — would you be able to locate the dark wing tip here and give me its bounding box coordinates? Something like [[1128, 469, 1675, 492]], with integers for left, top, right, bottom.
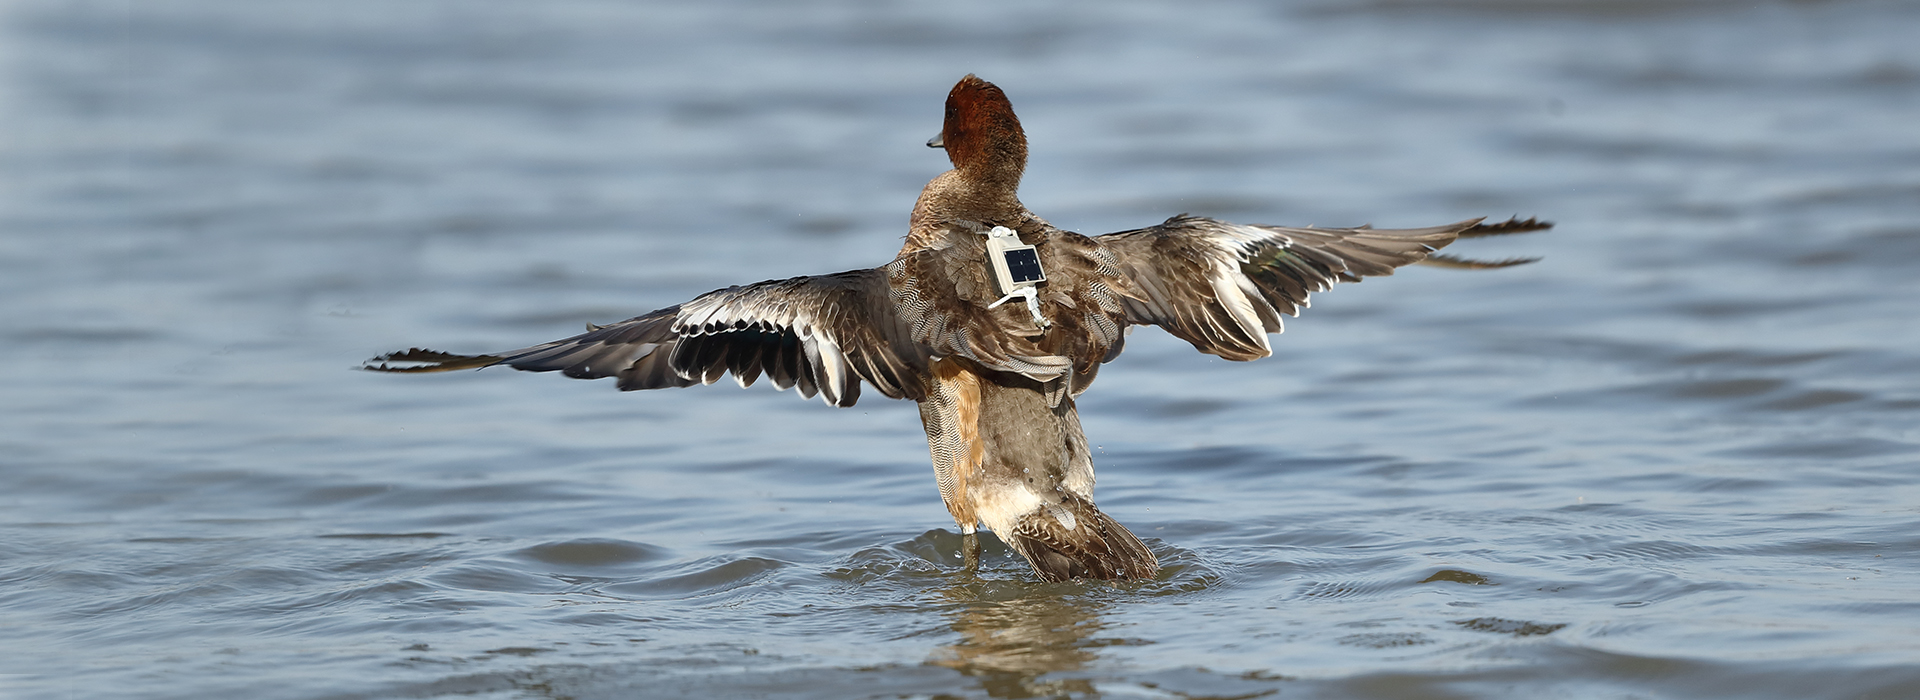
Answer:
[[1423, 216, 1549, 268], [1417, 254, 1541, 269], [361, 348, 504, 373], [1458, 216, 1553, 238]]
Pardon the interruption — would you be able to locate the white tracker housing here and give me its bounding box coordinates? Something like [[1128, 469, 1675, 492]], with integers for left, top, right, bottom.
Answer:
[[983, 225, 1046, 297]]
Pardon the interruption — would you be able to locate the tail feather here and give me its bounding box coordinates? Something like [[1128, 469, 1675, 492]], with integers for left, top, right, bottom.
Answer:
[[1006, 495, 1157, 582]]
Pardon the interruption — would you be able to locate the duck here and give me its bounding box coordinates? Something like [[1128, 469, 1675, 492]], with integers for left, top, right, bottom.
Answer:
[[366, 75, 1548, 583]]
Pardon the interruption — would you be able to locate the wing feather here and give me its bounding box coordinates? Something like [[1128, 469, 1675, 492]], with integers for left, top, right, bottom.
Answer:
[[1098, 214, 1520, 361], [364, 268, 929, 407]]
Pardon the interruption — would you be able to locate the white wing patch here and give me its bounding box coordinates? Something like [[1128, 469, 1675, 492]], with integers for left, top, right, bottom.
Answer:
[[674, 290, 859, 407], [1209, 256, 1275, 357]]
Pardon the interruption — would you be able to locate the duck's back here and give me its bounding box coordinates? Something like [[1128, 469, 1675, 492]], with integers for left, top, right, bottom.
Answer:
[[889, 220, 1135, 397]]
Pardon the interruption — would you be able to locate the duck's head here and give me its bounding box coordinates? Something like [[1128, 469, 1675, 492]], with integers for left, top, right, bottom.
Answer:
[[927, 75, 1027, 186]]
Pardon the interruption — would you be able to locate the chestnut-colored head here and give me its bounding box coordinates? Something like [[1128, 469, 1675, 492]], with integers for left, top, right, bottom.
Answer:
[[936, 75, 1027, 185]]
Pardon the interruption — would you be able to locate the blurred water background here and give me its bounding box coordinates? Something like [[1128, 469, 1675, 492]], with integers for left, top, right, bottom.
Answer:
[[3, 0, 1919, 698]]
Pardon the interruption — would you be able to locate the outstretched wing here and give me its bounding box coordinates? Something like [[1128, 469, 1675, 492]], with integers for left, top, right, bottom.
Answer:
[[1097, 214, 1545, 362], [365, 268, 929, 407]]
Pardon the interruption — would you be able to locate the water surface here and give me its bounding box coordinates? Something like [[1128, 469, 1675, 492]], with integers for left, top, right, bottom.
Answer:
[[3, 1, 1919, 698]]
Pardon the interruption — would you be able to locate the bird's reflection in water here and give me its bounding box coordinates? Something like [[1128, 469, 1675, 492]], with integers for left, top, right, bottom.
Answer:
[[925, 533, 1123, 699]]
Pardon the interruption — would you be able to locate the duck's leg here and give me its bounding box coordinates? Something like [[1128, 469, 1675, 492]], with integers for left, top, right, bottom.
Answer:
[[961, 532, 980, 572], [917, 358, 985, 537]]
